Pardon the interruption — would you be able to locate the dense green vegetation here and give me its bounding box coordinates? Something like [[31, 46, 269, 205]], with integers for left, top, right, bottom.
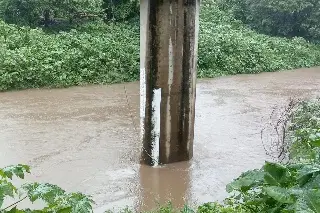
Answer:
[[197, 1, 320, 77], [2, 99, 319, 212], [0, 20, 139, 90], [0, 0, 320, 91], [217, 0, 320, 42], [0, 0, 103, 28], [288, 100, 320, 162]]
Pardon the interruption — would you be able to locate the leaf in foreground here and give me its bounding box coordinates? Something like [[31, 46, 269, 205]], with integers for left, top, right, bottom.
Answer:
[[264, 186, 296, 204]]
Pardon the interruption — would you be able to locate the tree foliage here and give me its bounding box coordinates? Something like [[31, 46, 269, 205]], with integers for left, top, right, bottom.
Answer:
[[0, 0, 103, 28], [198, 0, 320, 77], [217, 0, 320, 42], [102, 0, 138, 22], [0, 0, 139, 28]]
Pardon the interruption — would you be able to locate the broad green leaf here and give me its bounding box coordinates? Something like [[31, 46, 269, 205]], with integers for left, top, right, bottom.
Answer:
[[299, 173, 314, 187], [0, 195, 4, 209], [226, 169, 264, 193], [2, 165, 30, 180], [0, 181, 17, 198], [297, 164, 320, 183], [264, 186, 296, 204], [303, 174, 320, 189], [309, 133, 320, 147], [264, 162, 291, 186], [68, 193, 94, 213], [0, 169, 5, 178], [3, 170, 13, 179], [310, 139, 320, 147], [290, 198, 315, 213], [57, 207, 73, 213], [6, 206, 25, 213], [303, 190, 320, 213], [23, 183, 65, 203], [266, 205, 285, 213]]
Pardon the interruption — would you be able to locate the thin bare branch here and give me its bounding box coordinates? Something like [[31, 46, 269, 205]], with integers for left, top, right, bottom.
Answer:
[[260, 98, 301, 162], [1, 196, 27, 211]]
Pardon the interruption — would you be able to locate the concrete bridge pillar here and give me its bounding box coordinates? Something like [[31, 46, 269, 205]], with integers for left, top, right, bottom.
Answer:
[[140, 0, 200, 166]]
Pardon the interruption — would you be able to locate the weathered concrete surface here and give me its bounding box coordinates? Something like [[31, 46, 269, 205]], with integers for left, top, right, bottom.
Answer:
[[0, 67, 319, 212], [140, 0, 200, 165]]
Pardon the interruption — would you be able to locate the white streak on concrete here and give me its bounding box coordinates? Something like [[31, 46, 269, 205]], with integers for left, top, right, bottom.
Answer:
[[140, 68, 146, 142], [140, 0, 148, 144], [151, 88, 161, 166]]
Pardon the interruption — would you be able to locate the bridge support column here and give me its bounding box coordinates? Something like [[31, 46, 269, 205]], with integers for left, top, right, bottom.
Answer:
[[140, 0, 200, 166]]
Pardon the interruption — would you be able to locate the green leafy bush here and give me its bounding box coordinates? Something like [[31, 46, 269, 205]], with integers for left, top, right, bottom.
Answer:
[[198, 0, 320, 77], [0, 164, 94, 212], [0, 20, 139, 91], [287, 99, 320, 162], [223, 162, 320, 212]]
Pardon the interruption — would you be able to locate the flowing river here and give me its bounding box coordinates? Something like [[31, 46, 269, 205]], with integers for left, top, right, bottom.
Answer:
[[0, 67, 319, 212]]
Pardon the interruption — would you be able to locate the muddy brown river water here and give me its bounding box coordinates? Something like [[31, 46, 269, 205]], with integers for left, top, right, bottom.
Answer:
[[0, 67, 319, 212]]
